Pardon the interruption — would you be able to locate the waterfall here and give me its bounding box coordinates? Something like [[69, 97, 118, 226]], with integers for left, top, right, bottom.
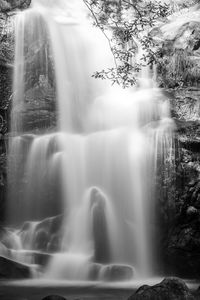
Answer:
[[5, 0, 175, 281]]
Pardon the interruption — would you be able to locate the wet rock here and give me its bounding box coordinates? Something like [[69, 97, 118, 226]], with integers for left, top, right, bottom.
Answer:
[[47, 234, 62, 252], [0, 255, 31, 279], [186, 206, 198, 216], [41, 296, 66, 300], [34, 229, 49, 251], [129, 277, 194, 300], [0, 241, 8, 257], [20, 215, 63, 253], [166, 213, 200, 277], [32, 251, 51, 266], [88, 263, 102, 280], [0, 152, 7, 222], [1, 228, 21, 250], [89, 187, 110, 263], [9, 249, 51, 267], [16, 80, 57, 132], [100, 264, 134, 281]]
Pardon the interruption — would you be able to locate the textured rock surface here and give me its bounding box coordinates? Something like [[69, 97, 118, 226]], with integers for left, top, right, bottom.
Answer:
[[155, 5, 200, 88], [128, 278, 194, 300], [18, 78, 57, 131]]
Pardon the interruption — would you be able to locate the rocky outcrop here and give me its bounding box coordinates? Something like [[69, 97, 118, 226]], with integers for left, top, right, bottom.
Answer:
[[152, 4, 200, 277], [0, 13, 14, 150], [0, 0, 56, 135], [155, 5, 200, 88], [128, 278, 194, 300]]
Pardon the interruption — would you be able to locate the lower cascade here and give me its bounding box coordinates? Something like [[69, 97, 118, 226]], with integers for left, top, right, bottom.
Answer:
[[3, 0, 175, 282]]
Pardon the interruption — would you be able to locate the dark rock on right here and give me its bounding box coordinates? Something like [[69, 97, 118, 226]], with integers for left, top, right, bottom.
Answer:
[[128, 277, 194, 300], [152, 2, 200, 278], [154, 5, 200, 89]]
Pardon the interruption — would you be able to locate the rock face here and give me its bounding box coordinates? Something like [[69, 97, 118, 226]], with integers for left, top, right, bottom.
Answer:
[[164, 92, 200, 277], [171, 89, 200, 122], [128, 278, 194, 300], [18, 78, 57, 131], [0, 0, 56, 224], [152, 3, 200, 278], [0, 256, 31, 279], [0, 12, 15, 221]]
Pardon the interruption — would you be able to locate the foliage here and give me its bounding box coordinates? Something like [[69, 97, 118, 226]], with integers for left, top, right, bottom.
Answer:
[[83, 0, 172, 87], [0, 0, 31, 14]]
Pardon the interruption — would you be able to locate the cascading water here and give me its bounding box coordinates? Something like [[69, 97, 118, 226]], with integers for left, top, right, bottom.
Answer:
[[3, 0, 175, 282]]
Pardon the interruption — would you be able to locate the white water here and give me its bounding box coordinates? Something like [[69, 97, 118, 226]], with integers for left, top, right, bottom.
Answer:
[[5, 0, 175, 282]]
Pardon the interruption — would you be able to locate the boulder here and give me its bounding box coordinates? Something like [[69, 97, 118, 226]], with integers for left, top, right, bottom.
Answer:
[[0, 255, 31, 279], [100, 264, 134, 281], [128, 277, 194, 300], [20, 215, 63, 253]]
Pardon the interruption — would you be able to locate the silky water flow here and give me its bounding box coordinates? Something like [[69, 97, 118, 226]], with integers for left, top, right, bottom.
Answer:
[[4, 0, 175, 282]]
